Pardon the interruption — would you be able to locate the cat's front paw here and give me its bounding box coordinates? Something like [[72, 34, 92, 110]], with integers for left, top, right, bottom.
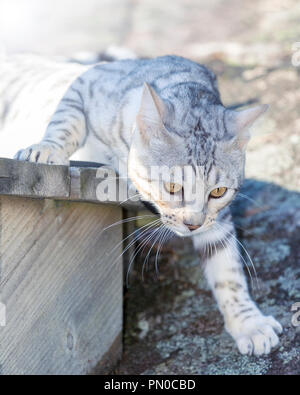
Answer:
[[227, 314, 283, 356], [14, 143, 69, 165]]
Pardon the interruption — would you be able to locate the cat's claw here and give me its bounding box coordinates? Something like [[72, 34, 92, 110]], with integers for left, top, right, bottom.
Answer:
[[14, 143, 69, 166], [227, 315, 283, 356]]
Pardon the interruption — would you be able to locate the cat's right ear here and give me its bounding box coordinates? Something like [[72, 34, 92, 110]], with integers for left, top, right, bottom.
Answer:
[[136, 83, 166, 141], [225, 104, 269, 151]]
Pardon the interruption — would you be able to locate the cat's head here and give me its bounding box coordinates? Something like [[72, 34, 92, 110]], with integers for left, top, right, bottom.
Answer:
[[128, 83, 268, 237]]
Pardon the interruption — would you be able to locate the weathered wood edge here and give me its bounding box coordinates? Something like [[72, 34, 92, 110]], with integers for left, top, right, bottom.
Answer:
[[89, 332, 122, 375], [0, 158, 143, 210]]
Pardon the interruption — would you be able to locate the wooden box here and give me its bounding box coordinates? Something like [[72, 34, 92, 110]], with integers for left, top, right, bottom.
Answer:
[[0, 159, 140, 375]]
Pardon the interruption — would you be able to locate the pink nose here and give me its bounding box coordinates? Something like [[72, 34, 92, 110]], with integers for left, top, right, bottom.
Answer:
[[185, 223, 201, 231]]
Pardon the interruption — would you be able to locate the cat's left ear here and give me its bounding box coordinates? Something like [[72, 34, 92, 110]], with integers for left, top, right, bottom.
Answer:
[[225, 104, 269, 150], [136, 83, 167, 141]]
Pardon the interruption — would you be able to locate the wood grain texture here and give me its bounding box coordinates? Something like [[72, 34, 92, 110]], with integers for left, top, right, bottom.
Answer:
[[0, 196, 123, 375], [0, 158, 69, 199], [0, 158, 143, 210]]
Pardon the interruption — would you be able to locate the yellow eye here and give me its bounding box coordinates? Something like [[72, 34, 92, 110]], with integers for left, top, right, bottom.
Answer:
[[164, 182, 183, 194], [210, 187, 227, 198]]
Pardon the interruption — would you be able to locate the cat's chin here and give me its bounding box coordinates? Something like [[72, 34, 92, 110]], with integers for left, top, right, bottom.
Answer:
[[171, 224, 214, 238], [171, 227, 196, 238], [175, 231, 194, 238]]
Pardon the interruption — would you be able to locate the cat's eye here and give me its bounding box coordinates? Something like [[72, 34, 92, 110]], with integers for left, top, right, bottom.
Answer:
[[164, 182, 183, 194], [210, 187, 227, 198]]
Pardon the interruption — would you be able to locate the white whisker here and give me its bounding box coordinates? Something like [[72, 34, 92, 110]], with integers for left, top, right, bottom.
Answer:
[[102, 214, 156, 232], [215, 221, 259, 292], [154, 227, 169, 275], [236, 192, 265, 209], [142, 225, 164, 279], [141, 226, 163, 280], [219, 224, 255, 292], [119, 193, 142, 205], [126, 225, 162, 287], [109, 218, 161, 266]]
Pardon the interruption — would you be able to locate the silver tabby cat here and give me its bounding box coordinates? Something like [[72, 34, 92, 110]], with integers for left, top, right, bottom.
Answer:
[[0, 54, 282, 355]]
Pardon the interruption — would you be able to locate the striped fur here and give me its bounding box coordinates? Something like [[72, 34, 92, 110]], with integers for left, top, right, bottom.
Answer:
[[0, 54, 282, 355]]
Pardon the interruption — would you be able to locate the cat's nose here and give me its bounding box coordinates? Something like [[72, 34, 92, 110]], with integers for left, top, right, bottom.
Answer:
[[184, 223, 201, 231]]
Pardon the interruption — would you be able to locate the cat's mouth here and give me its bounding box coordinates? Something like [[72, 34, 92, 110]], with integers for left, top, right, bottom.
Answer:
[[164, 221, 215, 238]]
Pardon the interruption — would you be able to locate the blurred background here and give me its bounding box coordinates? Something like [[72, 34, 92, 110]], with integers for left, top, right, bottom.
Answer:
[[1, 0, 299, 189], [0, 0, 298, 63], [1, 0, 299, 374]]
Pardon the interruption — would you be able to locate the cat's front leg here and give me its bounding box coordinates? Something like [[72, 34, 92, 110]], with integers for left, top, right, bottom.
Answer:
[[15, 78, 87, 165], [15, 141, 70, 165], [193, 220, 282, 356]]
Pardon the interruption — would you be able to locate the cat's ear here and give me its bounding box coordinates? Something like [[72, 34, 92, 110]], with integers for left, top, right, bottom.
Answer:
[[136, 83, 166, 140], [225, 104, 269, 150]]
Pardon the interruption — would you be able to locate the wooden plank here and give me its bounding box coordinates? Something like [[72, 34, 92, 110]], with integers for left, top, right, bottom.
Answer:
[[0, 158, 69, 199], [0, 158, 143, 210], [70, 166, 143, 210], [0, 196, 123, 375]]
